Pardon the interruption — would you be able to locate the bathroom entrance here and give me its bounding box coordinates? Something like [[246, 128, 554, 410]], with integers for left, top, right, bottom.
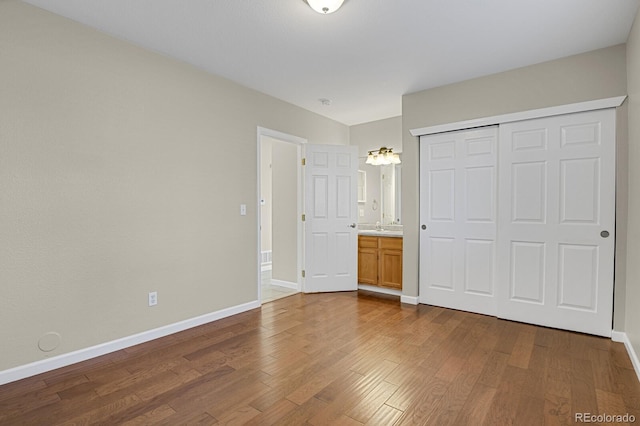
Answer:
[[258, 128, 304, 303]]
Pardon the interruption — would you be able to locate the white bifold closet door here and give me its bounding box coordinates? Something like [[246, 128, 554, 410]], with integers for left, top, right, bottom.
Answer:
[[419, 108, 615, 337], [497, 109, 615, 337], [419, 127, 498, 316]]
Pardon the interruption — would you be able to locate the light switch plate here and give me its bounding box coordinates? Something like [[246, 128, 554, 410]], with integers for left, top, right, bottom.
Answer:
[[240, 204, 247, 216]]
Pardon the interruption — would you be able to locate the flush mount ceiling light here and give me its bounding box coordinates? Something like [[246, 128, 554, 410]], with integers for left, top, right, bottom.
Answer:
[[305, 0, 345, 14], [366, 147, 401, 166]]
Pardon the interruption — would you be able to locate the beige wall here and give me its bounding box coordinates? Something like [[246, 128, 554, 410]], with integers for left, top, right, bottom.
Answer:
[[625, 7, 640, 363], [0, 1, 348, 371], [350, 116, 402, 224], [272, 141, 298, 283], [350, 116, 403, 157], [401, 44, 628, 319]]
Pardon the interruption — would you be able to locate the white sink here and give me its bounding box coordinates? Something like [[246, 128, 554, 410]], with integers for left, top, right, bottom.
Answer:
[[358, 229, 403, 237]]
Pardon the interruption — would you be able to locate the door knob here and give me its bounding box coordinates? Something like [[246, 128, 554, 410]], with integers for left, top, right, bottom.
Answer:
[[349, 223, 357, 228], [421, 225, 427, 230], [601, 230, 610, 238]]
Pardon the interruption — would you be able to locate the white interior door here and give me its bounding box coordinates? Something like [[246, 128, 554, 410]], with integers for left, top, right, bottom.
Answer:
[[304, 144, 358, 292], [497, 109, 616, 337], [419, 127, 498, 316]]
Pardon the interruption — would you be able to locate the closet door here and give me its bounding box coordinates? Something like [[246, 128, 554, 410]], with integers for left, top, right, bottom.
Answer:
[[419, 127, 498, 316], [497, 109, 615, 337]]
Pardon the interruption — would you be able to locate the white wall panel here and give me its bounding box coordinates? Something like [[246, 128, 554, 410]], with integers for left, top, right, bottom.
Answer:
[[466, 137, 494, 156], [561, 122, 600, 148], [429, 238, 455, 290], [558, 244, 598, 311], [429, 169, 455, 221], [465, 166, 495, 222], [512, 128, 547, 151], [464, 239, 494, 295], [510, 241, 545, 304], [512, 162, 547, 223], [336, 176, 351, 219], [335, 232, 351, 276], [313, 176, 328, 219], [311, 233, 328, 278], [429, 141, 455, 161], [560, 158, 600, 224]]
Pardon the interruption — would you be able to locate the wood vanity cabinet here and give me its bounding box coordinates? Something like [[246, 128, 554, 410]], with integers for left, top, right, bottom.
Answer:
[[358, 235, 403, 290]]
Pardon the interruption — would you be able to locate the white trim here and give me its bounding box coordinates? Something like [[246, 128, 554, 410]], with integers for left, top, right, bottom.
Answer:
[[400, 295, 419, 305], [410, 96, 627, 137], [257, 127, 307, 145], [270, 279, 298, 290], [358, 284, 401, 297], [0, 300, 260, 386], [261, 263, 272, 272], [611, 331, 640, 383], [257, 127, 307, 302]]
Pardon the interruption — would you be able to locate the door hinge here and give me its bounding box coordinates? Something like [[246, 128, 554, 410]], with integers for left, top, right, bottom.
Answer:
[[302, 270, 306, 278], [301, 158, 306, 166], [302, 214, 306, 222]]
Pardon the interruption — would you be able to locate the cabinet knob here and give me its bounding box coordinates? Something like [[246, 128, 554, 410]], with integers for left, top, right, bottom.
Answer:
[[601, 230, 610, 238], [421, 224, 427, 230], [349, 223, 357, 228]]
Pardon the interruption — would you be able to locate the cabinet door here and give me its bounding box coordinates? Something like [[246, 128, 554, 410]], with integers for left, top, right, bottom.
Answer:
[[379, 249, 402, 289], [358, 236, 378, 285], [358, 248, 378, 285], [379, 237, 403, 289]]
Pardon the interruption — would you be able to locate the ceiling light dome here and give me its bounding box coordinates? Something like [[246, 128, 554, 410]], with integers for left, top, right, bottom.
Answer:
[[306, 0, 345, 14]]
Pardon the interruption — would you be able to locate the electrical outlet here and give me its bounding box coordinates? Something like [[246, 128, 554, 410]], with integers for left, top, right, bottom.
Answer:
[[148, 291, 158, 307]]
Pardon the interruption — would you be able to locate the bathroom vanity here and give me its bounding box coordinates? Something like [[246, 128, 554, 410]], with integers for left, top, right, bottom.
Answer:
[[357, 231, 403, 290]]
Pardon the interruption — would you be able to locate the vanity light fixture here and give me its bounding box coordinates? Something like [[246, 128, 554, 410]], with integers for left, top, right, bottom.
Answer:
[[305, 0, 345, 14], [365, 147, 401, 166]]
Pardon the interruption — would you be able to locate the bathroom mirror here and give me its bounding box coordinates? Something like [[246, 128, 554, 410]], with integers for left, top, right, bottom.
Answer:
[[380, 163, 401, 225], [357, 170, 366, 203]]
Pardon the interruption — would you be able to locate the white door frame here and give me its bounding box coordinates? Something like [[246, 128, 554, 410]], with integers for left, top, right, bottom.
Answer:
[[257, 127, 307, 303]]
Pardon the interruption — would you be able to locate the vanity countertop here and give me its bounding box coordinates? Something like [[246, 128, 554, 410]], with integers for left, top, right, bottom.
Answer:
[[358, 229, 403, 238]]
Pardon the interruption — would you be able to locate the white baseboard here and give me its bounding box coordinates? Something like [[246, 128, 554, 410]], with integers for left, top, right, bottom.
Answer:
[[270, 279, 298, 290], [358, 284, 401, 297], [0, 300, 261, 386], [400, 295, 419, 305], [611, 331, 640, 383]]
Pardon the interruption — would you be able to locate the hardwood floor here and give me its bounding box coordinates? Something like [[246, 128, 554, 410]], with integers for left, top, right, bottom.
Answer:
[[1, 291, 639, 425]]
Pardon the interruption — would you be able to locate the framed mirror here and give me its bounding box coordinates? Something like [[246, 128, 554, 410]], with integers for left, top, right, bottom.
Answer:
[[357, 170, 366, 203], [381, 163, 401, 225]]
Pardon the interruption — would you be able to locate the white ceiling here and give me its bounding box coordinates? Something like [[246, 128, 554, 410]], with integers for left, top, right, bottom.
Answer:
[[22, 0, 640, 125]]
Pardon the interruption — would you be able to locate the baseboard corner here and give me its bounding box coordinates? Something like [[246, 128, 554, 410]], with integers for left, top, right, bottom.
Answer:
[[611, 330, 640, 383], [400, 295, 419, 305]]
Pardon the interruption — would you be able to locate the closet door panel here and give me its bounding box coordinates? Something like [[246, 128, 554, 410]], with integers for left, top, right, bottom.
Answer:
[[497, 109, 615, 337], [419, 127, 498, 316]]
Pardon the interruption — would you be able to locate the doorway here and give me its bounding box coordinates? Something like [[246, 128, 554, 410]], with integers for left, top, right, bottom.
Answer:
[[257, 128, 305, 303]]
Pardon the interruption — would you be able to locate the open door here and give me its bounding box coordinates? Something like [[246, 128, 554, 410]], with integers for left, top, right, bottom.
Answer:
[[303, 144, 359, 292]]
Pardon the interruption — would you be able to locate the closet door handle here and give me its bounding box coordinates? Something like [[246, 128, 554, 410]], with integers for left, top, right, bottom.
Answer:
[[421, 225, 427, 230]]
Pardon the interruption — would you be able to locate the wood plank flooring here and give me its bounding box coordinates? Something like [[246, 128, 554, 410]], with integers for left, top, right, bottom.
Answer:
[[1, 291, 639, 425]]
